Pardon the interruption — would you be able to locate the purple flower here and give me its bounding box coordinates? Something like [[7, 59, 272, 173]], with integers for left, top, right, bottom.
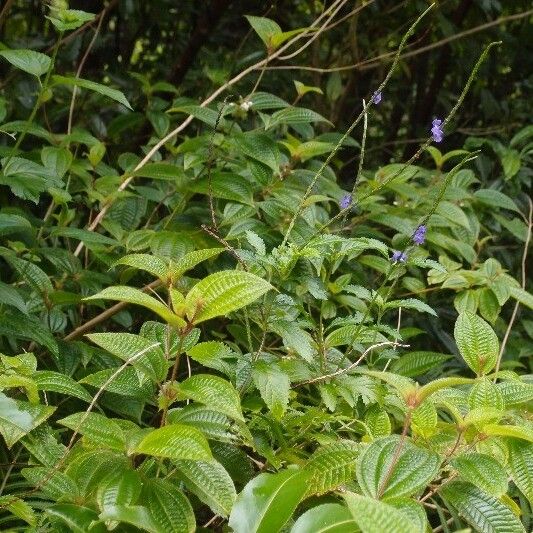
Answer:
[[340, 193, 352, 209], [391, 250, 408, 263], [412, 225, 427, 245], [431, 118, 444, 143], [372, 91, 382, 104]]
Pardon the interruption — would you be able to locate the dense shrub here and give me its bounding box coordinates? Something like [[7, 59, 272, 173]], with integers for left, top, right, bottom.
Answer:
[[0, 2, 532, 532]]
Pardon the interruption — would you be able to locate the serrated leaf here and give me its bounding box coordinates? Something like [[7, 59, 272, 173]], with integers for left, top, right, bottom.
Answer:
[[266, 106, 330, 130], [343, 492, 416, 533], [441, 481, 525, 533], [454, 312, 499, 375], [113, 254, 168, 280], [134, 424, 212, 461], [0, 495, 36, 526], [304, 440, 359, 497], [365, 405, 392, 438], [97, 469, 142, 512], [173, 459, 236, 517], [169, 248, 224, 279], [52, 75, 132, 109], [46, 504, 104, 533], [451, 453, 507, 496], [0, 213, 32, 237], [179, 374, 244, 421], [2, 253, 52, 293], [57, 412, 125, 450], [356, 435, 440, 499], [390, 351, 452, 377], [228, 470, 310, 533], [32, 371, 92, 402], [252, 361, 290, 419], [0, 48, 51, 76], [384, 298, 437, 316], [474, 189, 520, 212], [498, 381, 533, 406], [168, 405, 236, 443], [468, 378, 504, 411], [86, 333, 167, 383], [291, 503, 356, 533], [22, 466, 79, 501], [185, 270, 272, 324], [509, 286, 533, 311], [84, 286, 186, 328], [508, 439, 533, 506], [234, 133, 280, 171], [143, 478, 195, 533], [0, 392, 55, 448], [80, 367, 154, 399], [483, 424, 533, 443]]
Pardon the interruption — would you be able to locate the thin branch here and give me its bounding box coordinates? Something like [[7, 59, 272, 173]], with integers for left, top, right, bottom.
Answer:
[[494, 196, 532, 380], [293, 341, 409, 387], [267, 9, 533, 74]]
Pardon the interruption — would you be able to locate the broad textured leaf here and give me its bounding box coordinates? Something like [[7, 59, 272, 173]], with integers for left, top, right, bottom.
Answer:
[[325, 325, 385, 347], [384, 298, 437, 316], [179, 374, 244, 421], [0, 213, 31, 237], [343, 492, 416, 533], [187, 172, 254, 204], [57, 412, 125, 450], [483, 424, 533, 442], [474, 189, 520, 212], [390, 351, 453, 377], [168, 405, 236, 443], [441, 481, 525, 533], [451, 453, 507, 496], [0, 392, 55, 448], [245, 15, 281, 48], [80, 367, 154, 399], [291, 503, 356, 533], [86, 332, 167, 382], [508, 439, 533, 505], [0, 48, 51, 76], [143, 478, 195, 533], [85, 286, 185, 328], [454, 312, 499, 375], [22, 466, 79, 501], [0, 281, 28, 314], [266, 107, 330, 129], [468, 378, 504, 411], [356, 435, 440, 499], [509, 286, 533, 311], [234, 133, 280, 171], [49, 227, 117, 246], [173, 459, 236, 517], [169, 248, 224, 279], [252, 361, 290, 419], [0, 495, 36, 526], [304, 440, 359, 497], [46, 504, 105, 533], [52, 75, 132, 109], [498, 381, 533, 406], [2, 253, 53, 293], [98, 505, 159, 532], [228, 470, 310, 533], [185, 270, 272, 323], [97, 470, 142, 512], [33, 371, 92, 402], [113, 254, 168, 280], [134, 424, 212, 461]]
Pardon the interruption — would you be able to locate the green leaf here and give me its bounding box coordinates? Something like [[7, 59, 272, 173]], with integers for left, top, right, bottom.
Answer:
[[80, 367, 154, 399], [451, 453, 507, 496], [33, 371, 92, 402], [98, 505, 159, 532], [113, 254, 169, 280], [245, 15, 282, 48], [185, 270, 272, 324], [509, 286, 533, 311], [356, 435, 440, 499], [97, 469, 142, 513], [173, 459, 236, 517], [46, 504, 105, 533], [508, 439, 533, 506], [229, 469, 310, 533], [179, 374, 244, 421], [134, 424, 212, 461], [266, 107, 330, 130], [52, 75, 132, 109], [291, 503, 356, 533], [22, 466, 79, 501], [474, 189, 520, 213], [498, 381, 533, 406], [386, 498, 427, 532], [0, 48, 51, 77], [169, 248, 224, 280], [49, 227, 118, 247], [0, 392, 55, 448], [86, 332, 167, 383], [47, 9, 95, 31], [1, 253, 53, 293], [234, 133, 280, 171], [0, 213, 31, 237], [304, 440, 359, 497], [468, 378, 504, 411], [483, 424, 533, 443], [252, 361, 290, 419], [365, 405, 392, 438], [441, 481, 525, 533], [143, 478, 196, 533], [343, 492, 416, 533], [384, 298, 437, 316], [454, 312, 499, 375], [57, 412, 125, 451], [168, 405, 236, 443], [84, 286, 186, 328], [187, 172, 254, 205], [390, 351, 452, 377], [0, 495, 36, 526]]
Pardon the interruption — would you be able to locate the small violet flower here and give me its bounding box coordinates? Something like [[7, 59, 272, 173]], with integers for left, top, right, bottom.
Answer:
[[412, 225, 427, 245], [340, 193, 352, 210], [431, 118, 444, 143], [372, 91, 382, 104], [391, 250, 408, 263]]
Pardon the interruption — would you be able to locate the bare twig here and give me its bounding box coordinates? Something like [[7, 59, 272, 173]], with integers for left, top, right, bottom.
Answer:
[[494, 196, 532, 380], [293, 341, 409, 387]]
